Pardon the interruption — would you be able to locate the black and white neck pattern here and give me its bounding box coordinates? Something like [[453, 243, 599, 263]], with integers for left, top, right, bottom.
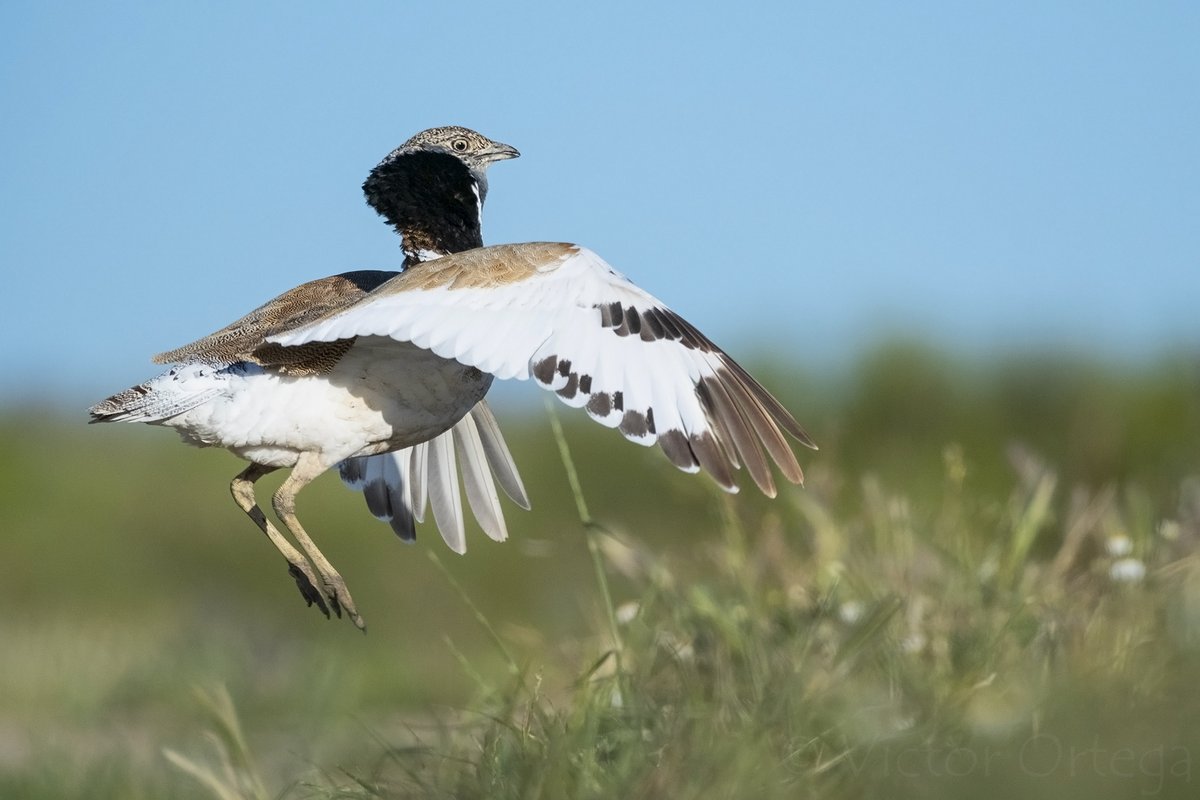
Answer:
[[362, 149, 485, 269]]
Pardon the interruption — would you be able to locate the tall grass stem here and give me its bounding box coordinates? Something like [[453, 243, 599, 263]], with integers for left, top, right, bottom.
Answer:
[[543, 397, 625, 664], [427, 549, 520, 676]]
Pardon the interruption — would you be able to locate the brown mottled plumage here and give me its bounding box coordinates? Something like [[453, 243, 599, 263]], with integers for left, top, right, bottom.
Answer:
[[152, 271, 393, 376], [375, 242, 577, 293]]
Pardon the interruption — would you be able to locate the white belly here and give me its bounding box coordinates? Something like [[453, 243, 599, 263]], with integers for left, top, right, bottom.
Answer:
[[161, 336, 492, 468]]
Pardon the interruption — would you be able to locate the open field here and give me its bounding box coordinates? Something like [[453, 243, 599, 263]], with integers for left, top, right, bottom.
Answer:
[[2, 344, 1198, 798]]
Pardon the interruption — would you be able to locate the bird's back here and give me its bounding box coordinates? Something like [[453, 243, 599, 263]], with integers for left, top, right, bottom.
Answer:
[[89, 269, 396, 425], [153, 270, 396, 371]]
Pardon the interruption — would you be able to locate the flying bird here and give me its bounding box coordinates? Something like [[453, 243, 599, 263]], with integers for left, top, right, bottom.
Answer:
[[92, 126, 816, 630], [90, 127, 525, 629]]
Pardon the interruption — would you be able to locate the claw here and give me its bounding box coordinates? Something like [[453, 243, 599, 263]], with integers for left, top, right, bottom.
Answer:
[[287, 563, 331, 619], [292, 564, 365, 631], [329, 586, 365, 631], [319, 572, 366, 631]]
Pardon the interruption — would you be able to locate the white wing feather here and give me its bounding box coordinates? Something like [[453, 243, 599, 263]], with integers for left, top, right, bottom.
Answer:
[[427, 432, 465, 554], [275, 244, 812, 495], [336, 400, 529, 552]]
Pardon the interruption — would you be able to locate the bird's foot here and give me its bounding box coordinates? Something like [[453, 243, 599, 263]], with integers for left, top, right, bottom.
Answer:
[[315, 568, 366, 632], [287, 562, 333, 619]]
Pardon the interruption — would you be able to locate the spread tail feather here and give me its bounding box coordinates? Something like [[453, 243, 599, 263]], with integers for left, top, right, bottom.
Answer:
[[88, 365, 223, 424]]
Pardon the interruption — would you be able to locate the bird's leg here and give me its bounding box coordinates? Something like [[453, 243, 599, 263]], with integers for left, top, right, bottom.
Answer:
[[230, 463, 332, 619], [272, 452, 366, 631]]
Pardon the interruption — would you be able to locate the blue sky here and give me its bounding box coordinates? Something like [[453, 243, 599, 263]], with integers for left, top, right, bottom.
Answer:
[[2, 1, 1197, 407]]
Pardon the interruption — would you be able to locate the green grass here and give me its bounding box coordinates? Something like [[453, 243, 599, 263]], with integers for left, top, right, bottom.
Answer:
[[162, 451, 1200, 800], [287, 452, 1200, 798], [1, 344, 1198, 798]]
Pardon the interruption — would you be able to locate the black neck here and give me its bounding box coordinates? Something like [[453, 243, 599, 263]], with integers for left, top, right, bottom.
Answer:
[[362, 150, 484, 268]]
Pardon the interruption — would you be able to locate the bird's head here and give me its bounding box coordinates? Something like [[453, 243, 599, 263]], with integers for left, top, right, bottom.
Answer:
[[396, 125, 521, 173], [363, 126, 520, 265], [370, 125, 519, 205]]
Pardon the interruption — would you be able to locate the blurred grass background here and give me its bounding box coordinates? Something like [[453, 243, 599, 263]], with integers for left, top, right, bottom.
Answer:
[[2, 341, 1199, 798]]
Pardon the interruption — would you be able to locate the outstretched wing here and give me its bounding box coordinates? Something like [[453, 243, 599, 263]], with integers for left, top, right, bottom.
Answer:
[[271, 242, 815, 496]]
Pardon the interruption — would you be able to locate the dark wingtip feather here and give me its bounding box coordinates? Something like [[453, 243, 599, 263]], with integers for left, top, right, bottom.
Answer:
[[688, 430, 738, 492], [359, 466, 417, 542], [698, 373, 776, 496], [388, 506, 417, 543], [719, 355, 816, 449], [658, 429, 700, 472]]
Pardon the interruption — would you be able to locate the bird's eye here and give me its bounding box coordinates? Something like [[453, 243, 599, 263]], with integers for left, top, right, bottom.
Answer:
[[452, 139, 469, 152]]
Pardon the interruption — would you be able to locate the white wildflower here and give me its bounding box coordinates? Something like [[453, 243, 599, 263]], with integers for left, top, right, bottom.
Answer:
[[1105, 534, 1133, 557], [615, 601, 640, 626], [838, 601, 864, 624], [1109, 557, 1146, 584]]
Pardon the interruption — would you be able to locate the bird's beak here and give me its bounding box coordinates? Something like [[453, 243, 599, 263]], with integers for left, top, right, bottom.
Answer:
[[487, 142, 521, 162]]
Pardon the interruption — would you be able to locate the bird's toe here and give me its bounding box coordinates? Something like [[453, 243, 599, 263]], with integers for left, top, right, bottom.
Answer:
[[318, 571, 365, 631], [287, 563, 331, 619]]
